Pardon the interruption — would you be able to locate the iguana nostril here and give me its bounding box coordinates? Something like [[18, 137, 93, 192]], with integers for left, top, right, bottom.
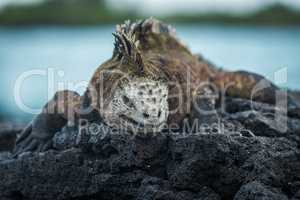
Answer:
[[143, 113, 150, 118]]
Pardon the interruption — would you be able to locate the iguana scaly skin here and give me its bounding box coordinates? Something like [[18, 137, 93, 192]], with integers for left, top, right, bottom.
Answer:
[[15, 18, 282, 154]]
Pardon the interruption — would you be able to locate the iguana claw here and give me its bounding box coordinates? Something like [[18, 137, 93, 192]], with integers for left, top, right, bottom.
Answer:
[[14, 122, 54, 156]]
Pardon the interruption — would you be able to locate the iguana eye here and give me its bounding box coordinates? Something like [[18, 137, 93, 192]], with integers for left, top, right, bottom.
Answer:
[[122, 95, 135, 109]]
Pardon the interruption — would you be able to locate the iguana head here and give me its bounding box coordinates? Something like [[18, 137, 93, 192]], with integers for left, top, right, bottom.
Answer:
[[105, 78, 169, 133], [94, 19, 172, 133]]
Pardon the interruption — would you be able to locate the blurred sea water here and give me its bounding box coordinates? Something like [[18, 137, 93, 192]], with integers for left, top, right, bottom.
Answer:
[[0, 24, 299, 119]]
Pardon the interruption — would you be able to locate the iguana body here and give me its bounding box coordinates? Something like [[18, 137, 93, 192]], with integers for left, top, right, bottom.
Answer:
[[15, 18, 281, 154]]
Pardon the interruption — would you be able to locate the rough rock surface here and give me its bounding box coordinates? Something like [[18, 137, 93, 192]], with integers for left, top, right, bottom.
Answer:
[[0, 121, 23, 152], [0, 98, 300, 200]]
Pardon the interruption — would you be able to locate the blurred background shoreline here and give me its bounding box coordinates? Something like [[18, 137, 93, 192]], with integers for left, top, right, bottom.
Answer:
[[0, 0, 300, 26], [0, 0, 300, 122]]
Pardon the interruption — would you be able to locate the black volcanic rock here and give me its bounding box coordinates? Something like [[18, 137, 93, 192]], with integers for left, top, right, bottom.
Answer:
[[0, 121, 23, 153], [233, 181, 289, 200], [0, 97, 299, 200]]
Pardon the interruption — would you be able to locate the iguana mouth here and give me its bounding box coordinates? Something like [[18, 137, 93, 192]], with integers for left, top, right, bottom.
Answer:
[[119, 114, 163, 128]]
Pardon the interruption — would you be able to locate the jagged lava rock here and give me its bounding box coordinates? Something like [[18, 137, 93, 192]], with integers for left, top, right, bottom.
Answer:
[[0, 97, 300, 200]]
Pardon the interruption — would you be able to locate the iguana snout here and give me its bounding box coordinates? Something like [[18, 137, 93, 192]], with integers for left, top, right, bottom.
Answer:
[[104, 78, 169, 133]]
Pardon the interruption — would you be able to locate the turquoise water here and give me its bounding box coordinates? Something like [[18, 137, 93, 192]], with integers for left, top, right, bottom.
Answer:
[[0, 24, 300, 118]]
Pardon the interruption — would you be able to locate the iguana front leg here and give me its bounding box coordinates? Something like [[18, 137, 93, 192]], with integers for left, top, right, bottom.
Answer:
[[14, 90, 81, 155]]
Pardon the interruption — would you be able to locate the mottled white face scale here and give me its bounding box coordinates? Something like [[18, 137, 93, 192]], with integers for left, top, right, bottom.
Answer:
[[104, 78, 169, 133]]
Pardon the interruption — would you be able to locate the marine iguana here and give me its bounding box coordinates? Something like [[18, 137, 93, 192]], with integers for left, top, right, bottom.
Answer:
[[14, 18, 284, 154]]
